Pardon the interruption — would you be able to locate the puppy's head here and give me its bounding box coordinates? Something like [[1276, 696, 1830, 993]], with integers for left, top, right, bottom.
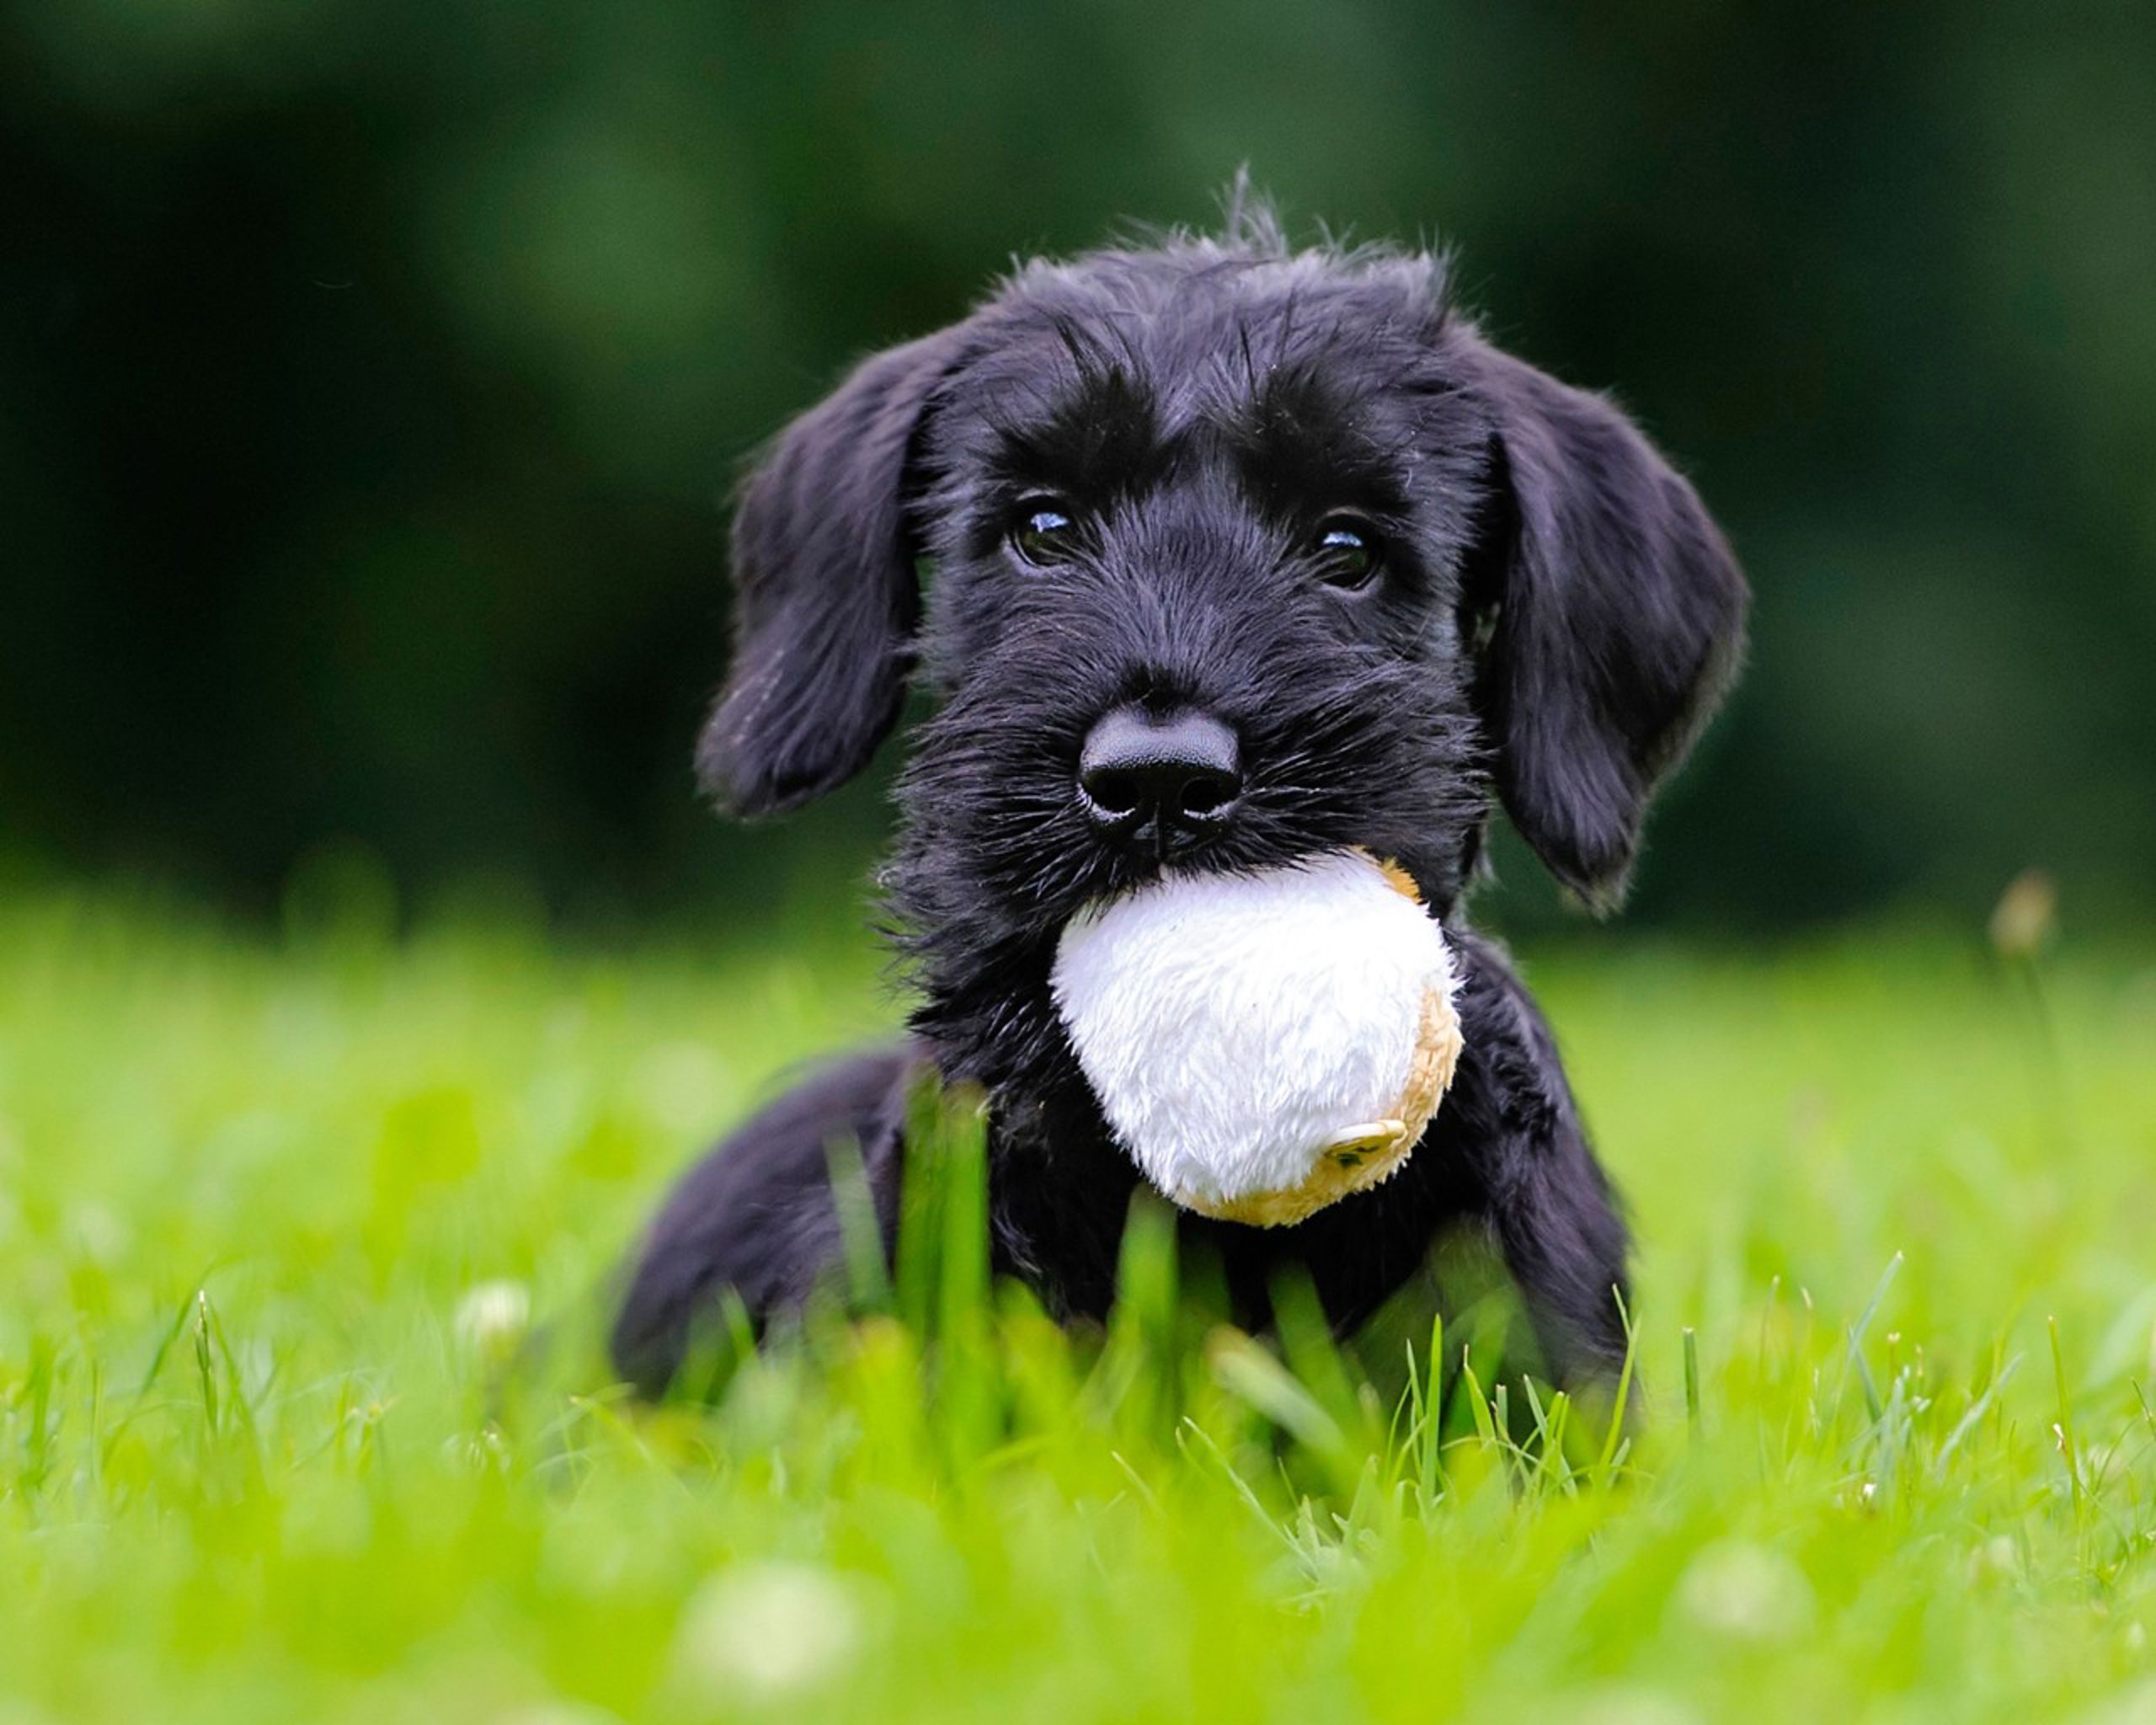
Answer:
[[700, 206, 1745, 969]]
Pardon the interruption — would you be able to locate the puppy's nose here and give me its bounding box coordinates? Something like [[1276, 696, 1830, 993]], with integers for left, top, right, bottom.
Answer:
[[1078, 705, 1242, 844]]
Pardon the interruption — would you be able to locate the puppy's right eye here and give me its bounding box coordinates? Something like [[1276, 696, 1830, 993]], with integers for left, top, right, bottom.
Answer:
[[1312, 516, 1381, 591], [1011, 502, 1076, 566]]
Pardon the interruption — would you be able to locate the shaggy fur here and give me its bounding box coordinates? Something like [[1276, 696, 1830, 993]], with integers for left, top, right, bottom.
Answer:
[[611, 199, 1748, 1397]]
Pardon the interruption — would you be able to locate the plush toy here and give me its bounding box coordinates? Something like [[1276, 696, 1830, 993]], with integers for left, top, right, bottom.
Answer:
[[1050, 849, 1464, 1227]]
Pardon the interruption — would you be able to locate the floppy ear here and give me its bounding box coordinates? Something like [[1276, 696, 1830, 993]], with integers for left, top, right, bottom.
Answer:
[[697, 325, 972, 814], [1450, 326, 1748, 911]]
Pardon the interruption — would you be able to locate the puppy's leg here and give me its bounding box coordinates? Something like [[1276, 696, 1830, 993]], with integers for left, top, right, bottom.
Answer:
[[1453, 936, 1633, 1387], [609, 1048, 912, 1395], [1485, 1145, 1633, 1387]]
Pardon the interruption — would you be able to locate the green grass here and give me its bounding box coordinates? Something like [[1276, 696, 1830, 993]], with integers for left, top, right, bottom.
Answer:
[[3, 888, 2155, 1723]]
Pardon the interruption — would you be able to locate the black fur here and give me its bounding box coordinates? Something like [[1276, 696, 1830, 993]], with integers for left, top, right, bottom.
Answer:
[[612, 200, 1746, 1397]]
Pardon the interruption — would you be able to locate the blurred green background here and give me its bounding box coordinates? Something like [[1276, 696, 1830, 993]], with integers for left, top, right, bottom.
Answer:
[[4, 0, 2151, 932]]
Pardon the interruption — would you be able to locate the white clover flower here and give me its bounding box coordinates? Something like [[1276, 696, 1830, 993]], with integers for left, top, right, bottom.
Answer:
[[1967, 1534, 2020, 1584], [1674, 1539, 1815, 1644], [671, 1561, 866, 1705], [455, 1279, 531, 1363]]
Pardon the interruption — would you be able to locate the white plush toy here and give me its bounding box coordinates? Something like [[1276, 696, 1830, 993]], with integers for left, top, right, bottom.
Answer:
[[1050, 849, 1464, 1227]]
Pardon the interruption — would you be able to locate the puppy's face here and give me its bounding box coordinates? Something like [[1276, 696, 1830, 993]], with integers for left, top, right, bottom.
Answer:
[[696, 217, 1746, 1041], [902, 260, 1493, 937]]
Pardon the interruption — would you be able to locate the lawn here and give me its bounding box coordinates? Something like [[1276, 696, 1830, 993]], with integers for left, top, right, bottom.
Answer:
[[3, 886, 2153, 1723]]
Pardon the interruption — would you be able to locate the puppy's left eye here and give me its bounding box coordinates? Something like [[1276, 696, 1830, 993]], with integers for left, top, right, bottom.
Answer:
[[1313, 518, 1380, 591], [1011, 502, 1077, 566]]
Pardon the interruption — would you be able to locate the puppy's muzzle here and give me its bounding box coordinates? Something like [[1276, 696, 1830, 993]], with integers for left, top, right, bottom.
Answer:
[[1077, 704, 1242, 855]]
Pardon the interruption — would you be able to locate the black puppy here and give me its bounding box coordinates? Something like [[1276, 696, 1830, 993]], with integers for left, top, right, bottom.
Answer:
[[612, 201, 1746, 1396]]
